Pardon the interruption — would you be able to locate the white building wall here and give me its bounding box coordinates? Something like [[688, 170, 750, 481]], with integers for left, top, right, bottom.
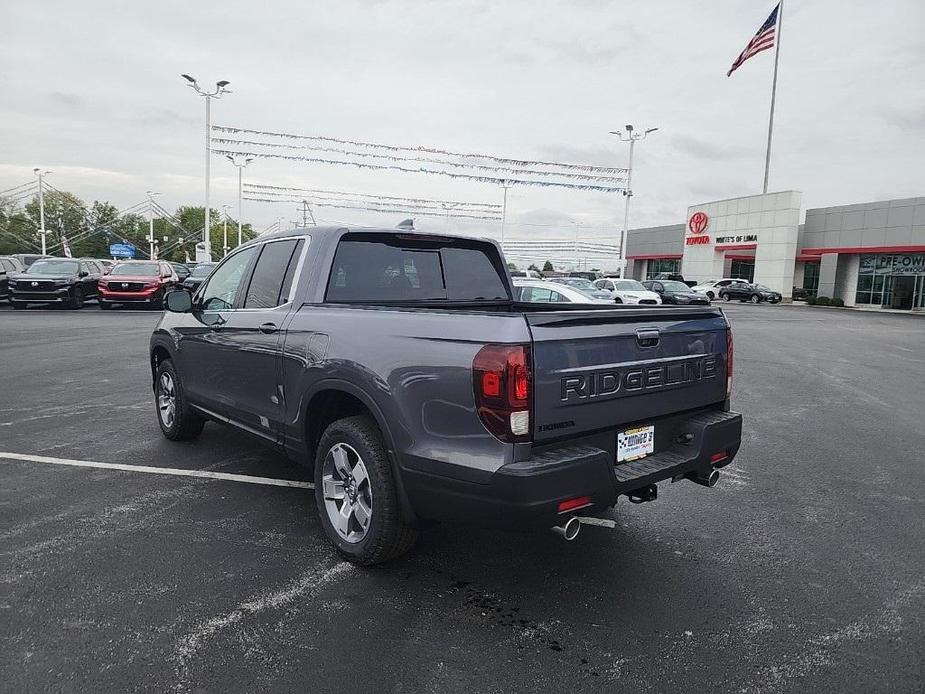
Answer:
[[835, 255, 860, 307], [683, 191, 802, 298]]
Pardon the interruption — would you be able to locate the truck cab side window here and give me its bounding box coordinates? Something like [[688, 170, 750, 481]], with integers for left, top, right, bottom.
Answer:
[[243, 240, 301, 309], [200, 246, 258, 311]]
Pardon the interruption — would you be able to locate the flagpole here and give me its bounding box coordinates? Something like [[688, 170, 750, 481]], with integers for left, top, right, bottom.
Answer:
[[762, 0, 783, 193]]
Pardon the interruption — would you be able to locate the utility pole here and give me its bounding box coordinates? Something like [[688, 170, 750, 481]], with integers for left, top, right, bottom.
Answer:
[[33, 168, 50, 255], [226, 154, 253, 246], [298, 199, 316, 227], [181, 74, 231, 260], [609, 125, 658, 276], [222, 205, 231, 256], [146, 191, 160, 259]]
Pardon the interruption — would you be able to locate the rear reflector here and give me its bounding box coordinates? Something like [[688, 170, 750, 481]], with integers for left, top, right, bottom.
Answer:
[[726, 328, 734, 398], [558, 496, 593, 513], [710, 451, 728, 464]]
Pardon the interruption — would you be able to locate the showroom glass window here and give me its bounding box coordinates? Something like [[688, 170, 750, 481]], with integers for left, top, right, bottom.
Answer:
[[646, 259, 680, 278]]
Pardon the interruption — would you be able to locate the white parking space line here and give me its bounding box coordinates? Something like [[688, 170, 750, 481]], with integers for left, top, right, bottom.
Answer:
[[0, 451, 314, 489]]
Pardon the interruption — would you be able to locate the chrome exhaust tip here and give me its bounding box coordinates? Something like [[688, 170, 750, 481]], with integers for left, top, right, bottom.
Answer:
[[551, 516, 581, 541], [688, 469, 720, 487]]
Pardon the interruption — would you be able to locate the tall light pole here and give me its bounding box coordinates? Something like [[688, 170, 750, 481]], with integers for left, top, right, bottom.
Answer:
[[146, 191, 160, 259], [222, 205, 231, 257], [33, 168, 51, 254], [225, 154, 253, 247], [609, 125, 658, 276], [500, 181, 512, 246], [181, 74, 231, 261]]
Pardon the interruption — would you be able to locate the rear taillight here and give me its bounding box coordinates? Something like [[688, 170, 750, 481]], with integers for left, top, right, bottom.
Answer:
[[472, 343, 532, 443], [726, 328, 733, 397]]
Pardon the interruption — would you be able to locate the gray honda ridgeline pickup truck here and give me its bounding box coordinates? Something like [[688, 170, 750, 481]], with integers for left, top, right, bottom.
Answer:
[[150, 228, 741, 564]]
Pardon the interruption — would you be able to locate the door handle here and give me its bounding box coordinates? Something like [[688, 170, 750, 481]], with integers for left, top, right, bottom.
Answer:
[[259, 322, 278, 334]]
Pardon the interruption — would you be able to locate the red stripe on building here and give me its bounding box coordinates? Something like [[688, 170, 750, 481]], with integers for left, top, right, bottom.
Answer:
[[799, 245, 925, 255], [717, 243, 758, 251]]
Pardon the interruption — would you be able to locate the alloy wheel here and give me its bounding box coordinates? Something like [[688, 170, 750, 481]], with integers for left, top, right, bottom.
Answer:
[[322, 442, 373, 543], [158, 371, 176, 429], [751, 294, 760, 304]]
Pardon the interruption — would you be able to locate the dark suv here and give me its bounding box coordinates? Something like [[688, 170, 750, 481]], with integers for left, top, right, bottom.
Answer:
[[0, 256, 26, 301], [10, 257, 104, 309]]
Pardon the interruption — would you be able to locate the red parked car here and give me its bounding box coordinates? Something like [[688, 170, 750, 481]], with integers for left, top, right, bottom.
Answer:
[[99, 260, 178, 309]]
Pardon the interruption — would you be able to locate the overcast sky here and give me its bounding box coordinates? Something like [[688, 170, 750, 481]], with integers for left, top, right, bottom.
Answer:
[[1, 0, 923, 245]]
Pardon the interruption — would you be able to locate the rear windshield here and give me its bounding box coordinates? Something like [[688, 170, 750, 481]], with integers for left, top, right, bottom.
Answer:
[[325, 234, 509, 302], [190, 264, 216, 277]]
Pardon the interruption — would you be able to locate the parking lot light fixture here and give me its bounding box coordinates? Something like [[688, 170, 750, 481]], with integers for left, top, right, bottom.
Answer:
[[609, 125, 658, 277], [146, 191, 160, 259], [181, 74, 231, 260], [226, 154, 253, 247], [33, 168, 51, 254], [222, 205, 231, 257]]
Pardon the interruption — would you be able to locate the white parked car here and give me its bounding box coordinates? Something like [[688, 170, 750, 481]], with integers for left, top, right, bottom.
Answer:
[[593, 278, 662, 305], [513, 279, 612, 304], [690, 278, 749, 300]]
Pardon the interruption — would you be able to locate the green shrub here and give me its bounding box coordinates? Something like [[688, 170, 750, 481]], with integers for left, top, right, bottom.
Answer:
[[815, 296, 831, 306], [831, 298, 845, 307], [806, 296, 817, 305]]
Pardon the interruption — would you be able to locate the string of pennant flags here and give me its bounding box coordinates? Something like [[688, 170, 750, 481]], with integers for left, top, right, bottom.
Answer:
[[244, 183, 501, 212], [212, 137, 626, 184], [243, 196, 504, 222], [212, 125, 626, 174], [214, 147, 624, 193]]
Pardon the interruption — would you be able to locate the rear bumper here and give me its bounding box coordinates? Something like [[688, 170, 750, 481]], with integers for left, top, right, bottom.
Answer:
[[402, 409, 742, 528]]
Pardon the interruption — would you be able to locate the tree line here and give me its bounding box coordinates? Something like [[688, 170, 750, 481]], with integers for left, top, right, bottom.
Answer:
[[0, 189, 258, 261]]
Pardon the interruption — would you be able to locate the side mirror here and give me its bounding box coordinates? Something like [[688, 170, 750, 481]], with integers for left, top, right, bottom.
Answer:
[[165, 289, 193, 313], [79, 270, 89, 278]]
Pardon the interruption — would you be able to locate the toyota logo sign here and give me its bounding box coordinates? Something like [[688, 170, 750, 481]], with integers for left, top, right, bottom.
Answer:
[[688, 211, 709, 235]]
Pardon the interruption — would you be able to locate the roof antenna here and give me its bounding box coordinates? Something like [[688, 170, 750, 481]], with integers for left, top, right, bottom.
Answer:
[[396, 218, 414, 230]]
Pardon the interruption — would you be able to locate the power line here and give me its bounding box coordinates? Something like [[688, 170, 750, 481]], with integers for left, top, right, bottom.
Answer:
[[244, 182, 501, 211], [244, 196, 502, 222]]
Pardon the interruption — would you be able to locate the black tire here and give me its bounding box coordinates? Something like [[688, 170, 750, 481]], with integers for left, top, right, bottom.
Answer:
[[151, 291, 164, 310], [706, 291, 715, 300], [99, 301, 112, 310], [614, 297, 623, 304], [314, 415, 417, 565], [70, 287, 84, 310], [12, 301, 26, 310], [154, 358, 205, 441], [750, 294, 761, 304], [721, 293, 731, 302]]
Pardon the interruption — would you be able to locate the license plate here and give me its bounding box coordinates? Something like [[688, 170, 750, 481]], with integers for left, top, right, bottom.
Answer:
[[617, 425, 655, 462]]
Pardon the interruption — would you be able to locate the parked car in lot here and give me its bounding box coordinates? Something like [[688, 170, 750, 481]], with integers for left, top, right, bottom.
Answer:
[[719, 282, 782, 304], [514, 278, 612, 304], [11, 253, 52, 269], [181, 262, 216, 293], [9, 257, 103, 309], [96, 259, 114, 274], [0, 256, 26, 301], [652, 272, 697, 288], [171, 263, 191, 282], [690, 278, 749, 300], [99, 260, 178, 309], [151, 227, 741, 565], [642, 279, 711, 305], [593, 278, 661, 305], [546, 277, 614, 301]]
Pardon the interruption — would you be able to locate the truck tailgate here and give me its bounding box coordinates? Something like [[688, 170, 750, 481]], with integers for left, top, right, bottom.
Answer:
[[526, 307, 729, 442]]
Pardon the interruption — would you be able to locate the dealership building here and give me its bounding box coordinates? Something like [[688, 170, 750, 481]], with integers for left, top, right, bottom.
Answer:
[[624, 192, 925, 311]]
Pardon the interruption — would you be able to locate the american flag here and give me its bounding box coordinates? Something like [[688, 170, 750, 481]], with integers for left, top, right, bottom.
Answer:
[[727, 3, 780, 77]]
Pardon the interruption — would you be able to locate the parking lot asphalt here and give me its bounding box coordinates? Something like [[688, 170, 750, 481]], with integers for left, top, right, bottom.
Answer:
[[1, 302, 923, 693]]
